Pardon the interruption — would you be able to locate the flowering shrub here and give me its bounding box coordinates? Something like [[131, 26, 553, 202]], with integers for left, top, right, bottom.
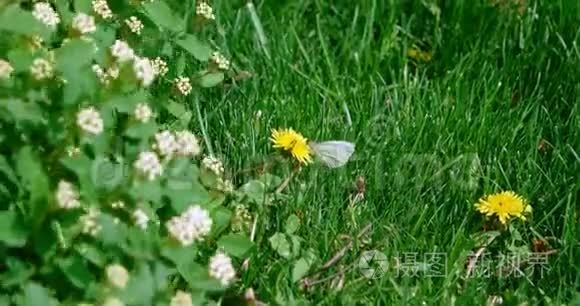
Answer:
[[0, 1, 251, 305]]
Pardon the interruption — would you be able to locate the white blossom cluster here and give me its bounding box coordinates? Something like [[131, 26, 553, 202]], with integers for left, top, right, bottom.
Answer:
[[196, 2, 215, 20], [55, 180, 81, 209], [133, 103, 153, 123], [133, 57, 155, 86], [109, 40, 155, 86], [105, 264, 130, 289], [169, 291, 193, 306], [153, 130, 201, 158], [202, 155, 224, 176], [0, 60, 13, 79], [110, 40, 135, 63], [77, 107, 104, 135], [92, 0, 113, 19], [30, 58, 54, 80], [32, 2, 60, 28], [133, 208, 149, 230], [134, 151, 163, 181], [72, 13, 96, 34], [174, 76, 192, 96], [208, 252, 236, 286], [80, 208, 101, 236], [152, 57, 168, 76], [125, 16, 144, 35], [210, 51, 230, 70], [166, 205, 212, 246], [92, 64, 119, 85]]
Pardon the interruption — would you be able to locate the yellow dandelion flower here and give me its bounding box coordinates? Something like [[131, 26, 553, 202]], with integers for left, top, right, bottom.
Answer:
[[270, 128, 312, 165], [475, 191, 532, 224], [407, 47, 432, 62]]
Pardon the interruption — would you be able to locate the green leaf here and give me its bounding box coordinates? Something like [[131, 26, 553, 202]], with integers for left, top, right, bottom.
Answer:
[[121, 263, 155, 305], [74, 0, 92, 13], [130, 180, 163, 204], [217, 234, 254, 258], [0, 5, 50, 38], [211, 207, 232, 237], [285, 214, 300, 235], [125, 122, 158, 139], [175, 34, 212, 61], [57, 255, 94, 288], [1, 257, 34, 287], [22, 282, 58, 306], [75, 243, 106, 267], [0, 99, 44, 125], [292, 258, 312, 282], [56, 39, 96, 79], [0, 156, 18, 186], [7, 49, 34, 72], [152, 261, 175, 291], [178, 261, 223, 292], [269, 233, 291, 259], [165, 183, 210, 213], [16, 147, 49, 225], [198, 72, 224, 88], [161, 242, 198, 267], [143, 1, 182, 31], [97, 213, 127, 246], [165, 99, 192, 125], [290, 234, 301, 258], [104, 91, 149, 113], [240, 180, 266, 204], [0, 211, 28, 247]]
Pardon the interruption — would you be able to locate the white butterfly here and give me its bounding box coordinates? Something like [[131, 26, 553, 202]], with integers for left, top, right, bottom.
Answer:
[[309, 141, 355, 168]]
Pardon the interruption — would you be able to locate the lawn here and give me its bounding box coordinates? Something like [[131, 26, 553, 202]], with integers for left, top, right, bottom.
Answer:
[[203, 0, 579, 304], [0, 0, 577, 305]]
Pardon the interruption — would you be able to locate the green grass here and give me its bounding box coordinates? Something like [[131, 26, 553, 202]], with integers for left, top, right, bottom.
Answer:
[[196, 0, 578, 304]]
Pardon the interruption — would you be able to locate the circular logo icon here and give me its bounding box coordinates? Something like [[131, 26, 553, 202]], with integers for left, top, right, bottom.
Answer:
[[357, 250, 388, 279]]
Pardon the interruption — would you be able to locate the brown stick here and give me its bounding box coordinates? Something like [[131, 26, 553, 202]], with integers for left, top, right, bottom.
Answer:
[[301, 223, 373, 287], [465, 234, 498, 278]]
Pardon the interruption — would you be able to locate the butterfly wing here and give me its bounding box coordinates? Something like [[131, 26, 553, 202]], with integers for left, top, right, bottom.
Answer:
[[309, 141, 355, 168]]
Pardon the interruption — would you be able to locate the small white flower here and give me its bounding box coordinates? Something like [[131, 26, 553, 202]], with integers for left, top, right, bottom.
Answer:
[[216, 178, 233, 193], [0, 60, 14, 79], [110, 200, 125, 209], [125, 16, 144, 35], [210, 51, 230, 70], [174, 130, 201, 157], [170, 290, 193, 306], [32, 2, 60, 28], [151, 57, 168, 76], [80, 208, 101, 236], [209, 252, 235, 286], [133, 57, 155, 87], [202, 155, 224, 176], [255, 110, 262, 119], [103, 297, 125, 306], [134, 103, 153, 123], [106, 65, 119, 80], [166, 205, 212, 246], [196, 2, 215, 20], [76, 107, 104, 135], [92, 0, 113, 19], [174, 77, 192, 96], [133, 208, 149, 230], [153, 130, 178, 158], [106, 264, 129, 289], [66, 146, 81, 157], [72, 13, 96, 34], [30, 58, 54, 80], [134, 151, 163, 181], [110, 40, 135, 63], [55, 180, 81, 209]]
